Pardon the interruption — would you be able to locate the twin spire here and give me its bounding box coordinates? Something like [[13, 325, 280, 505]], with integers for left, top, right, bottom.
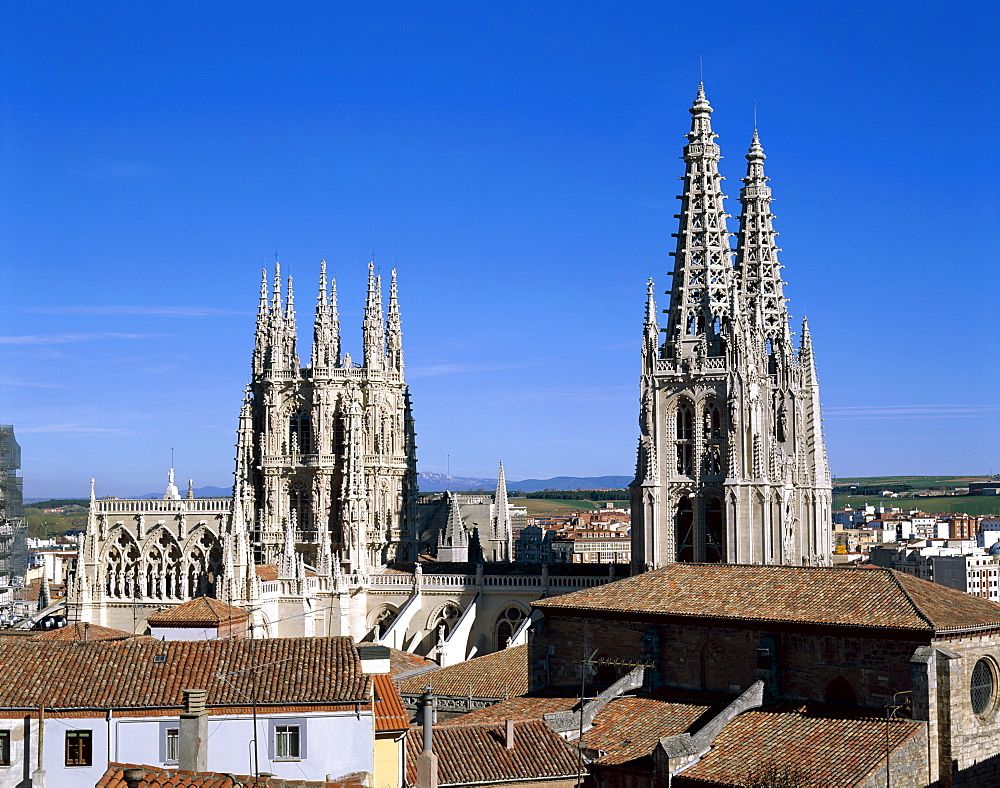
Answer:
[[253, 260, 403, 375], [660, 84, 803, 362]]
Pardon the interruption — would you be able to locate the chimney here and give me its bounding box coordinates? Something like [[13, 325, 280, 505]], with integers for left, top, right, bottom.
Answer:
[[123, 767, 145, 788], [505, 719, 515, 750], [179, 688, 208, 772], [416, 689, 437, 788]]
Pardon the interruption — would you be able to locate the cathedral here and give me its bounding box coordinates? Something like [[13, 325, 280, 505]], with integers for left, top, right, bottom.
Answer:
[[630, 85, 832, 569], [68, 85, 834, 660], [68, 261, 611, 663]]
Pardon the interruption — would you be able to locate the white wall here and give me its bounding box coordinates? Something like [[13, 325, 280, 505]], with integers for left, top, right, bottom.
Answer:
[[0, 709, 375, 788]]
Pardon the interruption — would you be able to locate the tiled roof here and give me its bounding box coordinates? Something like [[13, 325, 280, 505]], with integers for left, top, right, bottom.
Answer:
[[533, 563, 1000, 633], [405, 720, 583, 786], [97, 762, 368, 787], [30, 622, 140, 642], [673, 704, 923, 787], [374, 674, 409, 732], [391, 561, 629, 578], [147, 597, 249, 627], [356, 644, 436, 676], [397, 644, 528, 699], [439, 691, 715, 767], [0, 637, 369, 710], [19, 581, 66, 603], [255, 565, 316, 581]]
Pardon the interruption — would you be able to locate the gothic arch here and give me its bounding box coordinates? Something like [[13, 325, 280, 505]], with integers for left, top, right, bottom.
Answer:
[[425, 601, 462, 639], [824, 676, 857, 706], [367, 604, 400, 640], [494, 604, 528, 650], [101, 528, 141, 599]]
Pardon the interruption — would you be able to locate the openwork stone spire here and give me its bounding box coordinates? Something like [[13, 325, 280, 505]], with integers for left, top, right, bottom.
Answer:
[[311, 259, 341, 369], [386, 269, 403, 373], [736, 130, 791, 347], [664, 84, 735, 355], [492, 461, 512, 560], [362, 261, 385, 370]]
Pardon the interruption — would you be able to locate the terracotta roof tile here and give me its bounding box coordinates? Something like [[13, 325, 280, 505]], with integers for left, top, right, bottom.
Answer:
[[30, 622, 141, 642], [0, 637, 369, 710], [147, 597, 249, 627], [439, 691, 714, 767], [674, 705, 923, 787], [374, 673, 409, 731], [405, 721, 583, 786], [533, 563, 1000, 633], [98, 762, 368, 787], [397, 645, 528, 699]]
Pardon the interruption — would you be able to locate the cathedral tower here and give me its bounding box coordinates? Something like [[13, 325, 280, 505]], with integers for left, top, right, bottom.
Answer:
[[238, 260, 418, 575], [631, 86, 832, 570]]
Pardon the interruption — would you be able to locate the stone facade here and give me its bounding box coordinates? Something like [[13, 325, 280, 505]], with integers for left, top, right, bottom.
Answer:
[[631, 85, 832, 569]]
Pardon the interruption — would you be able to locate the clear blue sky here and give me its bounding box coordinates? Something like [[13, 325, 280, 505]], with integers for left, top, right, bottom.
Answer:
[[1, 1, 997, 497]]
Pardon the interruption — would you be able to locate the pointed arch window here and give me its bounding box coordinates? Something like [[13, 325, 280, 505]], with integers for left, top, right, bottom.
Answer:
[[289, 407, 313, 454], [495, 606, 527, 650], [288, 481, 312, 540], [705, 496, 725, 563], [676, 402, 694, 475], [675, 496, 694, 562]]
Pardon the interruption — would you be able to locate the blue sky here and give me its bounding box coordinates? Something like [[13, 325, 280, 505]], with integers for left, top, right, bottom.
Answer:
[[1, 1, 997, 497]]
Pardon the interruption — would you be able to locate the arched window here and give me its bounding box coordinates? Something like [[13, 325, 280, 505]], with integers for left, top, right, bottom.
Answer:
[[703, 402, 723, 439], [289, 407, 312, 454], [372, 607, 398, 640], [971, 658, 998, 718], [675, 496, 694, 562], [675, 402, 694, 475], [824, 676, 857, 706], [288, 481, 312, 538], [495, 606, 527, 650], [432, 604, 461, 640], [705, 497, 725, 563]]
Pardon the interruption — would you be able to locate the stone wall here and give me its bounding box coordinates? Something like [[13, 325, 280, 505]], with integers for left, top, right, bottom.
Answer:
[[531, 612, 926, 706]]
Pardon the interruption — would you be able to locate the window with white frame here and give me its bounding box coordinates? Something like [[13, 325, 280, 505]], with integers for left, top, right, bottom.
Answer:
[[165, 727, 179, 762], [275, 724, 300, 759]]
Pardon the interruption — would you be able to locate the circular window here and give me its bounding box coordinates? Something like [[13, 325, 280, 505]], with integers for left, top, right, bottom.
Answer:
[[970, 658, 997, 717]]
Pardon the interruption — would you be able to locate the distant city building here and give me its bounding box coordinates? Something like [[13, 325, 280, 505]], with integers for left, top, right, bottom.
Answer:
[[0, 425, 27, 588], [631, 86, 831, 570]]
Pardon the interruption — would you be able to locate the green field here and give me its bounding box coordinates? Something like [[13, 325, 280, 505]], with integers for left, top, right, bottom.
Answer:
[[514, 498, 627, 515], [834, 475, 991, 490], [836, 495, 1000, 517]]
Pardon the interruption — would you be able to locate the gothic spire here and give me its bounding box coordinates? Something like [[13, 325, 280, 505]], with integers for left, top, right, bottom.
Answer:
[[362, 261, 385, 370], [643, 277, 659, 369], [492, 461, 512, 560], [798, 317, 830, 486], [664, 83, 735, 356], [385, 268, 403, 373], [736, 129, 791, 349], [311, 259, 341, 368], [439, 492, 469, 550]]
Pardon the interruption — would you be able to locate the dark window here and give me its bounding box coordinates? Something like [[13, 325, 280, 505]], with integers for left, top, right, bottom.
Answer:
[[675, 496, 694, 562], [704, 497, 725, 563], [275, 725, 300, 759], [65, 730, 92, 766], [971, 658, 996, 717], [0, 730, 9, 766]]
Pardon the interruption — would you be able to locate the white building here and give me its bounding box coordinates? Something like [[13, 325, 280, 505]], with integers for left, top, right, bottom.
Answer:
[[0, 636, 405, 788]]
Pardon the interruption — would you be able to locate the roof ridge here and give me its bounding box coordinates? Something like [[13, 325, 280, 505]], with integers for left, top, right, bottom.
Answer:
[[884, 569, 937, 630]]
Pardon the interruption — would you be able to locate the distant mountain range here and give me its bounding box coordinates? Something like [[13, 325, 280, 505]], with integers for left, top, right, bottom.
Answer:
[[417, 472, 632, 493]]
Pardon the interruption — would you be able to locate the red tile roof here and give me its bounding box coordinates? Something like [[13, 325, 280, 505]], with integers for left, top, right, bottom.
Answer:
[[97, 762, 368, 787], [255, 565, 315, 581], [533, 563, 1000, 633], [405, 721, 583, 786], [397, 645, 528, 699], [439, 692, 715, 767], [147, 597, 249, 627], [30, 622, 140, 642], [0, 637, 369, 711], [374, 673, 409, 732], [673, 705, 923, 787]]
